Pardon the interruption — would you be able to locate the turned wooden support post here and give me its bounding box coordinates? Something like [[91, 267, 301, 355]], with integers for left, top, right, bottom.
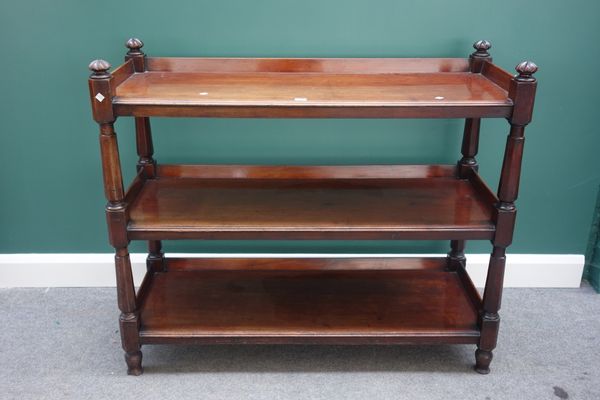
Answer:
[[125, 38, 157, 178], [458, 118, 481, 177], [89, 60, 142, 376], [495, 61, 538, 246], [125, 38, 164, 271], [135, 117, 156, 177], [447, 240, 466, 271], [147, 240, 165, 273], [476, 60, 538, 374], [458, 40, 491, 178], [449, 40, 492, 270]]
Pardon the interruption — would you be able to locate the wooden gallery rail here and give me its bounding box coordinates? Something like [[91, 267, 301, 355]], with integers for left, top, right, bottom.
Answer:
[[87, 38, 537, 375]]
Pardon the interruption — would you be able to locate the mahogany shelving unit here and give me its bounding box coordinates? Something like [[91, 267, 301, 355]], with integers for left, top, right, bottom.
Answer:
[[87, 38, 537, 375]]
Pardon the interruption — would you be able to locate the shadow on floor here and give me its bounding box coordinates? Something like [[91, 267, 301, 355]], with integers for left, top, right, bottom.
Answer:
[[141, 344, 476, 374]]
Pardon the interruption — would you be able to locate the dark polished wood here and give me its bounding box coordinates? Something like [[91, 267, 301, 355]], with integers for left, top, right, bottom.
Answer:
[[450, 43, 490, 301], [157, 163, 455, 179], [87, 39, 538, 375], [481, 62, 512, 91], [469, 40, 492, 73], [115, 71, 508, 106], [126, 165, 496, 241], [110, 60, 134, 92], [475, 59, 538, 374], [447, 240, 466, 271], [112, 69, 511, 119], [114, 103, 512, 119], [125, 38, 145, 72], [89, 55, 142, 376], [146, 57, 470, 73], [166, 257, 449, 272], [107, 56, 511, 119], [457, 116, 481, 194], [138, 261, 480, 344], [88, 60, 114, 123]]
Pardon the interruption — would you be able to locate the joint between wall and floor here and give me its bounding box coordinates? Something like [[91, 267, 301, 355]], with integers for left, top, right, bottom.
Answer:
[[0, 253, 584, 288]]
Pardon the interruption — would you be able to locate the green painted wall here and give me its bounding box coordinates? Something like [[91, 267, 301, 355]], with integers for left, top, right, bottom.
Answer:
[[1, 0, 599, 254]]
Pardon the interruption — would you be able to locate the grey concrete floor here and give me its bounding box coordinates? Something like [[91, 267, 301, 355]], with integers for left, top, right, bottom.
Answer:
[[1, 284, 598, 400]]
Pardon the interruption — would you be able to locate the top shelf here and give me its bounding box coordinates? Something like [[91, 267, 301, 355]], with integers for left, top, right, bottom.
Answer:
[[107, 57, 515, 119]]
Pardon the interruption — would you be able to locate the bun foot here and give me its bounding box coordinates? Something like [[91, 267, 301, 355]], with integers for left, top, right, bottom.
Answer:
[[125, 350, 143, 376], [474, 348, 492, 374]]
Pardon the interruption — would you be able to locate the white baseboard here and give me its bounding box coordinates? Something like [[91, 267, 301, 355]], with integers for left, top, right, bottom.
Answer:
[[0, 253, 584, 288]]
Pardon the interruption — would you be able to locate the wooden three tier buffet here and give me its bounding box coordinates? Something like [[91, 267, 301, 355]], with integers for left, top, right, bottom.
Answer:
[[87, 38, 537, 375]]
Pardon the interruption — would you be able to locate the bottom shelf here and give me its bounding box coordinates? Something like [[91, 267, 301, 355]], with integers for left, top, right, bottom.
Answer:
[[138, 257, 481, 345]]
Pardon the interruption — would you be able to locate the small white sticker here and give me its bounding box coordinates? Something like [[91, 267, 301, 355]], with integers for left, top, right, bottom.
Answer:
[[294, 97, 308, 102], [95, 93, 105, 102], [199, 92, 208, 96], [434, 96, 445, 100]]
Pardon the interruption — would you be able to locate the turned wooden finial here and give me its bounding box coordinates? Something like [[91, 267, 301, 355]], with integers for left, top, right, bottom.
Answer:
[[515, 61, 538, 82], [472, 40, 492, 58], [88, 59, 111, 79], [125, 38, 144, 56]]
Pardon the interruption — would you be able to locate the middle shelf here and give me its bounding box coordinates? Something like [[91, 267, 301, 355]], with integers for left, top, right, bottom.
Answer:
[[126, 164, 497, 241]]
